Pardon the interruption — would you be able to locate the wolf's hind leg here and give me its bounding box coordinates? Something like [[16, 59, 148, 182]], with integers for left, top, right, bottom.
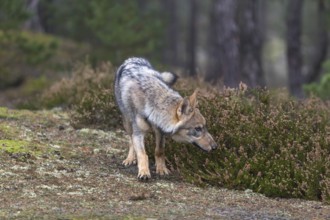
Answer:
[[122, 136, 136, 166], [154, 127, 170, 175], [122, 117, 136, 166]]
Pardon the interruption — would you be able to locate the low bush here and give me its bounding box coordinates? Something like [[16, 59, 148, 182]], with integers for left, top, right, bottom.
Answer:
[[41, 61, 121, 129], [146, 87, 330, 202]]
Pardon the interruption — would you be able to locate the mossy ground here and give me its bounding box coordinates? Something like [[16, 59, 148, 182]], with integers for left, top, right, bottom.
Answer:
[[0, 139, 31, 153]]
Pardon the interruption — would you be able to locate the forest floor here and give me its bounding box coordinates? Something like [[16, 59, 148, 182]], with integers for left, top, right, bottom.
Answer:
[[1, 107, 330, 220]]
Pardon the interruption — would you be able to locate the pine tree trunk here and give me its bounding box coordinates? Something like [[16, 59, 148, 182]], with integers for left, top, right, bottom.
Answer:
[[207, 0, 240, 87], [239, 0, 265, 87], [163, 0, 179, 67], [305, 0, 328, 83], [186, 0, 198, 76], [286, 0, 304, 98], [23, 0, 44, 32]]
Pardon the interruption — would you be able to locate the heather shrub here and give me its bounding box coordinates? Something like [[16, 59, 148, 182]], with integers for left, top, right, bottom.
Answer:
[[146, 87, 330, 202], [41, 62, 121, 129]]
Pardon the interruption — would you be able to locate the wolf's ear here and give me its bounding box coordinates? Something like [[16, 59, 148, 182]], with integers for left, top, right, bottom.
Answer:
[[177, 97, 192, 119], [189, 89, 198, 108]]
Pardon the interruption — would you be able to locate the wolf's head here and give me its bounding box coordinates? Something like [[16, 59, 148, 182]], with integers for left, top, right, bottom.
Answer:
[[172, 90, 218, 152]]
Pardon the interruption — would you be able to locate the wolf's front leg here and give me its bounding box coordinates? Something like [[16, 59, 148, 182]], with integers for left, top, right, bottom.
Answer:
[[154, 128, 170, 175], [132, 134, 151, 180]]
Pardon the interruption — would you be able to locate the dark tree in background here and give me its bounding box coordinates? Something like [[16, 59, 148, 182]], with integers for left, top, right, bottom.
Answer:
[[286, 0, 304, 98], [305, 0, 328, 84], [207, 0, 240, 87], [186, 0, 198, 76], [23, 0, 43, 32], [239, 0, 265, 87], [162, 0, 179, 67]]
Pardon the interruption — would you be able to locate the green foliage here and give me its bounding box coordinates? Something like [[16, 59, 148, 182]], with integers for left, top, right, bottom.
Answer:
[[304, 61, 330, 100], [87, 0, 164, 63], [146, 88, 330, 202], [0, 0, 29, 30], [22, 76, 50, 95], [0, 31, 58, 89], [39, 0, 165, 64]]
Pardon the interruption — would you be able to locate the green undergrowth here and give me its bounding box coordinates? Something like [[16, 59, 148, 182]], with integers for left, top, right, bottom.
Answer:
[[304, 60, 330, 100]]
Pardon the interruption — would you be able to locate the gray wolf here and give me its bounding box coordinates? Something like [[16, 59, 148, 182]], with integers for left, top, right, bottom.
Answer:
[[115, 57, 217, 180]]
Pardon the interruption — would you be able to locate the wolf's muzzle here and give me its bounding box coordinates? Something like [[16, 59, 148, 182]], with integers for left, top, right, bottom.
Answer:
[[193, 142, 217, 152]]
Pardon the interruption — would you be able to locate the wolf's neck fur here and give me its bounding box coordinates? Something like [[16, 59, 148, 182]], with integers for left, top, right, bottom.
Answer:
[[144, 97, 182, 134]]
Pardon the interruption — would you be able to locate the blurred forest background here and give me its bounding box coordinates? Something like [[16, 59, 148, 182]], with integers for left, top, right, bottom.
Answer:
[[1, 0, 330, 102]]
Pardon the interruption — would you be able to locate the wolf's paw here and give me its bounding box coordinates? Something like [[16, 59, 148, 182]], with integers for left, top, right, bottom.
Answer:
[[156, 165, 170, 176], [137, 169, 151, 181], [122, 157, 137, 166]]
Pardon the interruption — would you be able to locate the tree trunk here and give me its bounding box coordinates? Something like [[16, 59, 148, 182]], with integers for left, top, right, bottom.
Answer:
[[23, 0, 44, 32], [239, 0, 265, 87], [207, 0, 240, 87], [305, 0, 328, 83], [286, 0, 304, 98], [163, 0, 179, 67], [186, 0, 198, 76]]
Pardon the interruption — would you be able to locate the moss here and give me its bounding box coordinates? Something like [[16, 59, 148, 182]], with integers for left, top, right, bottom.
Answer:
[[0, 107, 22, 119], [0, 139, 53, 162], [0, 140, 31, 153]]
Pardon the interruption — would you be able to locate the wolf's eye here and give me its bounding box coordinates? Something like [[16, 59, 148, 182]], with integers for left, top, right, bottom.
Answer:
[[195, 126, 202, 132]]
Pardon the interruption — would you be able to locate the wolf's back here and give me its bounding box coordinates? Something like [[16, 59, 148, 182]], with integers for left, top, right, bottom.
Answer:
[[115, 57, 177, 88], [115, 57, 151, 85]]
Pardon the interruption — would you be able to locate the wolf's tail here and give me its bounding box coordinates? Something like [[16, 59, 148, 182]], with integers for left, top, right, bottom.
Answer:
[[160, 72, 178, 86]]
